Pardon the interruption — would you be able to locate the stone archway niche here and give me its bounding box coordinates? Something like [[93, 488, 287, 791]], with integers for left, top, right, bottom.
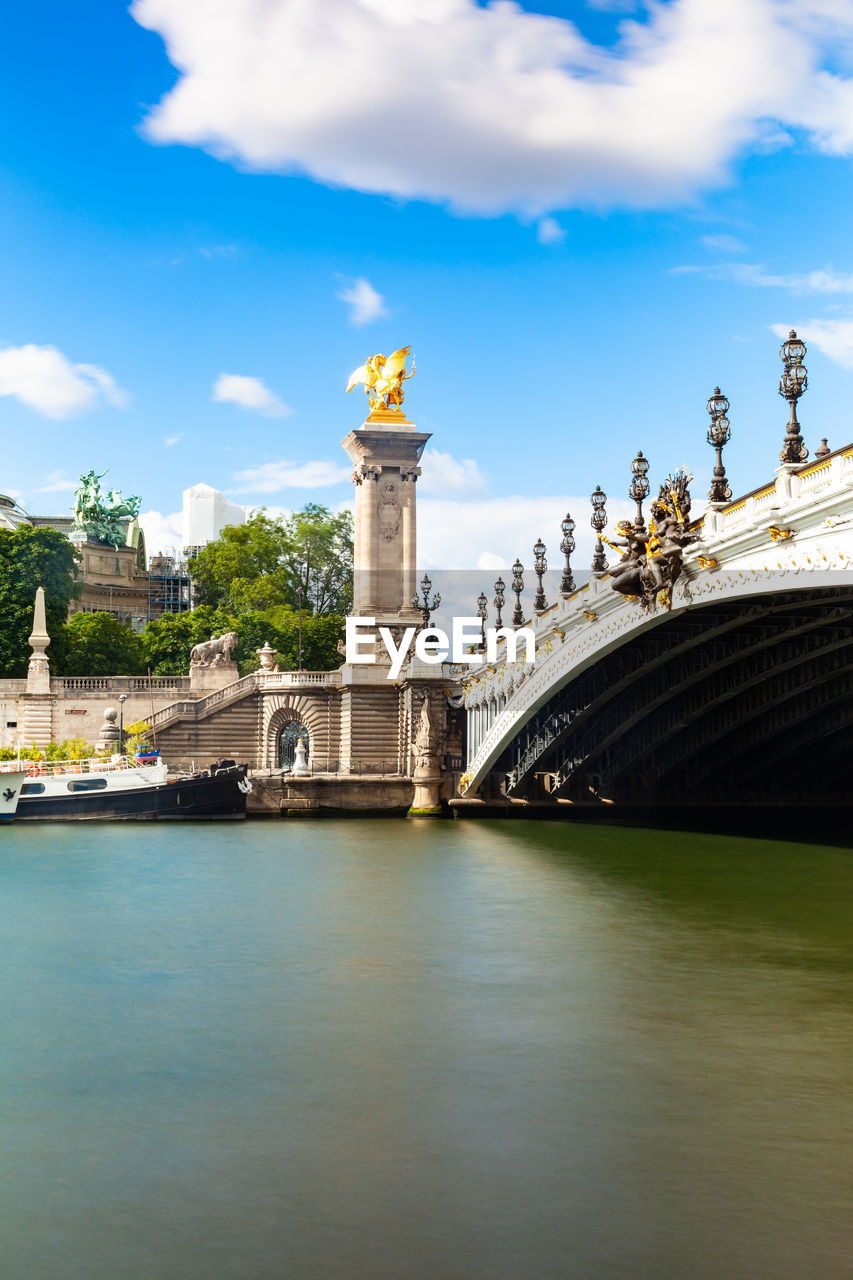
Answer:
[[278, 721, 310, 771]]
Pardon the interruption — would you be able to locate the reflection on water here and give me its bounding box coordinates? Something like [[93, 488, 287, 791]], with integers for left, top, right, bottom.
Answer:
[[1, 821, 851, 1279]]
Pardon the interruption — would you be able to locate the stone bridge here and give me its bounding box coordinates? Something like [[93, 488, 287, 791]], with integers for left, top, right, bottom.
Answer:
[[460, 445, 853, 807]]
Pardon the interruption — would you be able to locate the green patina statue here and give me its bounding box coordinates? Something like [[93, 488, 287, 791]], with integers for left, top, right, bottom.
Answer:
[[72, 470, 142, 549]]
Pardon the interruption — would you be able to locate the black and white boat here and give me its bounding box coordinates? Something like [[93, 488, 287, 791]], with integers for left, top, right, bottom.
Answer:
[[0, 766, 29, 822], [13, 754, 252, 821]]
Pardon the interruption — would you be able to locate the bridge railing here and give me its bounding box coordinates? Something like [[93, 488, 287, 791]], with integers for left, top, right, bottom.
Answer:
[[459, 442, 853, 791]]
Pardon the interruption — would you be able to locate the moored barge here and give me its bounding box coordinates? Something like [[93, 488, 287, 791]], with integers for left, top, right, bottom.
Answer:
[[14, 755, 251, 821]]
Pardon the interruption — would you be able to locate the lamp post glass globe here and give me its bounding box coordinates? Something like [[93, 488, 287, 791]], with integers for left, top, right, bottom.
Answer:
[[706, 386, 733, 502], [778, 329, 809, 463], [493, 576, 506, 628], [511, 559, 524, 626], [532, 538, 548, 612], [560, 511, 576, 594], [628, 451, 650, 528], [590, 486, 608, 574]]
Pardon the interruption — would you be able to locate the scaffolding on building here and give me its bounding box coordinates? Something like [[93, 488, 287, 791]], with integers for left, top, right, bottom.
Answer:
[[147, 550, 192, 619]]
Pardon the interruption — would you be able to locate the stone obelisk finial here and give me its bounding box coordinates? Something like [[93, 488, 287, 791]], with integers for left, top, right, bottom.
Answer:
[[26, 586, 51, 693]]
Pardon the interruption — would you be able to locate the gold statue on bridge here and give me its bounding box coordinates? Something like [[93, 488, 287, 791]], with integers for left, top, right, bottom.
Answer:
[[347, 347, 415, 414]]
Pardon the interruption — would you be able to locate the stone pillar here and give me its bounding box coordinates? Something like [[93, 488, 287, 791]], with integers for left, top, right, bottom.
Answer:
[[97, 706, 121, 754], [342, 413, 430, 627], [19, 587, 54, 751], [400, 467, 419, 612], [27, 587, 51, 695]]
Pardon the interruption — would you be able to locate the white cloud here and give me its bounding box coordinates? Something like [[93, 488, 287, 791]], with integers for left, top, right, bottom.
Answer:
[[138, 509, 184, 561], [670, 260, 853, 293], [0, 344, 128, 419], [537, 217, 565, 245], [771, 319, 853, 368], [212, 373, 291, 417], [336, 277, 387, 327], [164, 433, 183, 447], [36, 471, 77, 494], [419, 494, 635, 570], [701, 233, 747, 253], [232, 459, 350, 493], [132, 0, 853, 215], [477, 551, 506, 570], [419, 448, 487, 497], [734, 264, 853, 292]]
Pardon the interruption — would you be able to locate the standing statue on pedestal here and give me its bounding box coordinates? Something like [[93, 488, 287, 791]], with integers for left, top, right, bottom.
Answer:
[[346, 347, 415, 413], [72, 470, 141, 549]]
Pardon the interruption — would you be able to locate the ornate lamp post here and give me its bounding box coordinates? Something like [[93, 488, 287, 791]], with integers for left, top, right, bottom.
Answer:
[[532, 538, 548, 612], [590, 486, 608, 576], [560, 513, 576, 595], [118, 693, 127, 756], [476, 591, 488, 652], [511, 559, 525, 626], [411, 572, 441, 626], [493, 576, 506, 629], [629, 451, 650, 530], [706, 386, 732, 503], [779, 329, 809, 464]]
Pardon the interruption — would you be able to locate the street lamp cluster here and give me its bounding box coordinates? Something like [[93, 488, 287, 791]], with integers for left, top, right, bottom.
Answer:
[[470, 329, 815, 632]]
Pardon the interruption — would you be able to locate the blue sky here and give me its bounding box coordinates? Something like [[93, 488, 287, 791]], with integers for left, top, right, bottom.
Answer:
[[4, 0, 853, 568]]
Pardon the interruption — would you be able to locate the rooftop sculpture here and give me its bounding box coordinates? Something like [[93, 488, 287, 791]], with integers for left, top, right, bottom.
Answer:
[[346, 346, 415, 413], [72, 470, 141, 549]]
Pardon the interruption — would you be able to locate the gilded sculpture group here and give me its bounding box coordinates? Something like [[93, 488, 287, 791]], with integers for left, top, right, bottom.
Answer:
[[605, 468, 699, 610], [345, 346, 698, 613]]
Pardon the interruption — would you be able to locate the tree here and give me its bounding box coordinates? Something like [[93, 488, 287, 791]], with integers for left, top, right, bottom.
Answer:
[[140, 604, 345, 676], [0, 526, 79, 677], [63, 612, 145, 676], [283, 504, 353, 616], [189, 505, 353, 616], [229, 608, 345, 675], [189, 514, 290, 609], [141, 606, 236, 675]]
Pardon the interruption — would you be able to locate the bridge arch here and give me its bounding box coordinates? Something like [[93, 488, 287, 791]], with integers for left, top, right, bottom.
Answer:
[[462, 566, 853, 806]]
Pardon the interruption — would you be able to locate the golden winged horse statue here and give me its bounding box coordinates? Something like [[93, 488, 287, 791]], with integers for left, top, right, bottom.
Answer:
[[346, 346, 415, 412]]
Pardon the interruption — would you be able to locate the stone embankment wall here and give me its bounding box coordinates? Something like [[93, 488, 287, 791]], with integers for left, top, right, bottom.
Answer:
[[248, 773, 414, 816], [1, 676, 190, 751]]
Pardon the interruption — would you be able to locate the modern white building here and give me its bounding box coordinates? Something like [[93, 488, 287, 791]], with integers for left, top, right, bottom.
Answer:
[[182, 483, 245, 558]]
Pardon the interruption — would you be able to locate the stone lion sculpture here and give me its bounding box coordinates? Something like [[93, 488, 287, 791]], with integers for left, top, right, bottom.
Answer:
[[190, 632, 238, 668]]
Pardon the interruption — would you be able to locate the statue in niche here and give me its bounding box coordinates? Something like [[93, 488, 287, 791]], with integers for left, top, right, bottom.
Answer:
[[378, 478, 401, 542]]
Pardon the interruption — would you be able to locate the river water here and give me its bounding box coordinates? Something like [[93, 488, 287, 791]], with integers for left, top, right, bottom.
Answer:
[[1, 819, 851, 1279]]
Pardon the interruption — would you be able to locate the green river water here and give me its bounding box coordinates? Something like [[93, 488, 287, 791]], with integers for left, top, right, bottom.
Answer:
[[1, 818, 851, 1279]]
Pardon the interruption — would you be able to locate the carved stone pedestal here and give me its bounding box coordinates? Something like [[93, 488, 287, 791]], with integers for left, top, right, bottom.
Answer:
[[408, 758, 443, 816], [406, 694, 443, 816], [190, 660, 239, 696]]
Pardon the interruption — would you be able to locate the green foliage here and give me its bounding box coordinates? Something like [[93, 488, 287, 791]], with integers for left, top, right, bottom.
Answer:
[[62, 611, 145, 676], [230, 608, 345, 676], [0, 738, 99, 762], [0, 526, 79, 677], [141, 606, 236, 675], [124, 719, 153, 754], [139, 604, 344, 676], [189, 505, 353, 615]]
